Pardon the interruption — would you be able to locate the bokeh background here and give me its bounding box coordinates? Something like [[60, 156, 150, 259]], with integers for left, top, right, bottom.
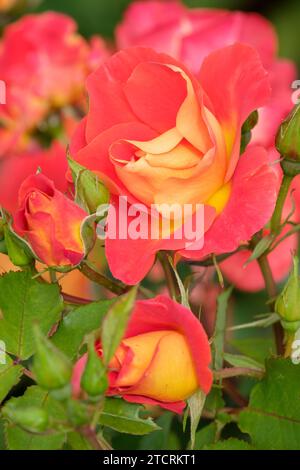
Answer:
[[33, 0, 300, 68]]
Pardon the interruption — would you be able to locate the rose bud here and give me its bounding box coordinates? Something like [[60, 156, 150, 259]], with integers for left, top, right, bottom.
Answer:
[[2, 402, 49, 434], [80, 337, 108, 398], [72, 295, 212, 413], [32, 325, 72, 392], [275, 256, 300, 357], [14, 173, 88, 267], [275, 256, 300, 331], [276, 104, 300, 172]]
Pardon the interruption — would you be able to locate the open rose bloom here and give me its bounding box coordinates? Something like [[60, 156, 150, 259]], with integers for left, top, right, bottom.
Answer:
[[71, 44, 278, 284], [72, 295, 212, 413], [115, 0, 299, 290], [117, 0, 296, 149]]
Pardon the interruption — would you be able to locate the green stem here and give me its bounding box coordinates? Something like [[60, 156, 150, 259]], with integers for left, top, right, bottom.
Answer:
[[284, 331, 296, 359], [79, 425, 112, 450], [186, 245, 248, 267], [270, 174, 293, 233], [62, 292, 92, 305], [256, 251, 284, 355], [80, 261, 127, 296], [158, 252, 178, 300], [214, 367, 264, 380]]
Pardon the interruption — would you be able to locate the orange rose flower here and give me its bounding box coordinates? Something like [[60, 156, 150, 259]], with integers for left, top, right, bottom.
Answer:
[[14, 173, 88, 267], [72, 295, 212, 413]]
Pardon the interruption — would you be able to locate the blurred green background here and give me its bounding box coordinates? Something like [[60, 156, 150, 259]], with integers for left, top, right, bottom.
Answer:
[[33, 0, 300, 68]]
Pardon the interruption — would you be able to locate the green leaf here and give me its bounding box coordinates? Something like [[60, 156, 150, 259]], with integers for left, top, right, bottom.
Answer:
[[102, 287, 137, 365], [239, 358, 300, 450], [244, 235, 274, 265], [224, 353, 265, 372], [0, 352, 23, 403], [1, 210, 35, 266], [194, 422, 218, 450], [213, 287, 233, 370], [167, 255, 189, 308], [51, 300, 113, 359], [138, 413, 174, 450], [188, 389, 206, 449], [229, 337, 275, 364], [99, 398, 160, 435], [228, 313, 279, 332], [3, 386, 67, 450], [67, 432, 93, 450], [204, 438, 255, 450], [204, 388, 225, 415], [3, 225, 33, 267], [0, 271, 63, 359]]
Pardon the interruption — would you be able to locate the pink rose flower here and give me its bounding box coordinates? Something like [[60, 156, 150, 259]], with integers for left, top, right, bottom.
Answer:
[[0, 12, 109, 157], [117, 1, 296, 148]]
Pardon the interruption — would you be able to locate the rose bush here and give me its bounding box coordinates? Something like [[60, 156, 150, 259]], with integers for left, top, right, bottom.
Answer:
[[70, 44, 278, 284], [72, 295, 212, 413]]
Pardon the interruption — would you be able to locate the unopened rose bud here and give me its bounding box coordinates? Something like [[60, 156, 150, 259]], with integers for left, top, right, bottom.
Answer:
[[276, 105, 300, 174], [80, 339, 108, 398], [69, 159, 110, 214], [32, 325, 72, 392], [275, 256, 300, 331], [242, 110, 259, 133], [14, 174, 89, 268], [3, 402, 49, 433], [72, 296, 213, 412]]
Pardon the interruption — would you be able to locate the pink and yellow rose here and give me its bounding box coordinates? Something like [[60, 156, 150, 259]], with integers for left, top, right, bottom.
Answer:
[[72, 295, 212, 413], [117, 1, 296, 149], [71, 45, 278, 284]]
